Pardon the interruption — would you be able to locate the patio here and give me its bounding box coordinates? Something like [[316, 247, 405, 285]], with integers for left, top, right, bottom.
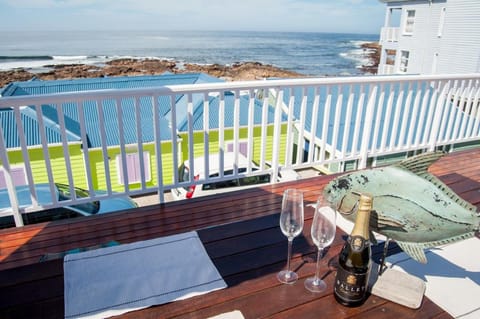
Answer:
[[1, 147, 478, 318]]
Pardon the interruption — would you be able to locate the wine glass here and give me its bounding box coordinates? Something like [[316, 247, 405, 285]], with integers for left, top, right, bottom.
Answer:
[[304, 196, 336, 292], [277, 189, 304, 284]]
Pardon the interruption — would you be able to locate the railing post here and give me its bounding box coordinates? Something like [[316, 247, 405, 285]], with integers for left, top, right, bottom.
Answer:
[[153, 94, 165, 204], [359, 84, 378, 169], [271, 88, 284, 183], [428, 81, 450, 151], [0, 126, 23, 227]]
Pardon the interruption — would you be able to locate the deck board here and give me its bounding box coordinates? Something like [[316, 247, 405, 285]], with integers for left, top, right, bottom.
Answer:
[[1, 148, 479, 318]]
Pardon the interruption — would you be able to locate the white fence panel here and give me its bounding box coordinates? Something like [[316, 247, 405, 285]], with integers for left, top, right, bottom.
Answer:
[[0, 74, 479, 227]]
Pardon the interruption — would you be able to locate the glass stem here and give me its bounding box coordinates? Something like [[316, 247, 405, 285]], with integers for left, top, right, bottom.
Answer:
[[314, 247, 323, 284], [286, 237, 293, 274]]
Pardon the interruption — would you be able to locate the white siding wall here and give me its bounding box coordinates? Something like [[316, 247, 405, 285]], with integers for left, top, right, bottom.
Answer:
[[378, 0, 480, 75], [395, 1, 443, 74], [437, 0, 480, 74]]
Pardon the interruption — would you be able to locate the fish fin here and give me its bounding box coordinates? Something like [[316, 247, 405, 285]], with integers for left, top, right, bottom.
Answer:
[[419, 232, 475, 249], [376, 215, 407, 229], [396, 152, 477, 213], [396, 241, 428, 264], [372, 210, 408, 232], [396, 232, 476, 264], [395, 151, 445, 175], [421, 174, 478, 212]]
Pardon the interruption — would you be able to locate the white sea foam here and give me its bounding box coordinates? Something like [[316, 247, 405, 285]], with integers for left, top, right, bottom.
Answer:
[[0, 60, 48, 71], [0, 55, 175, 72], [0, 55, 104, 71], [349, 40, 372, 47], [142, 36, 170, 41], [340, 40, 377, 69], [52, 55, 89, 61]]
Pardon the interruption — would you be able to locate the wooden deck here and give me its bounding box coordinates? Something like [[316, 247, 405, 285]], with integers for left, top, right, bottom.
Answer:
[[1, 148, 479, 318]]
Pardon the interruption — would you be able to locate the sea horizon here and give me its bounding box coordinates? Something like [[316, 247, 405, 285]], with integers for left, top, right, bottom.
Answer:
[[0, 30, 379, 77]]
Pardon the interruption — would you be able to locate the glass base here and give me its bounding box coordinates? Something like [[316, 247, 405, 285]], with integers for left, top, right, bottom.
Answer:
[[304, 277, 327, 293], [277, 270, 298, 284]]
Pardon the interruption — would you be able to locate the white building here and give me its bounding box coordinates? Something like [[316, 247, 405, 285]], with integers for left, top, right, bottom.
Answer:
[[377, 0, 480, 75]]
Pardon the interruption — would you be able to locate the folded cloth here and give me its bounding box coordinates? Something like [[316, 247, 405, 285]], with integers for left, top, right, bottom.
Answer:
[[64, 231, 226, 319], [386, 238, 480, 319]]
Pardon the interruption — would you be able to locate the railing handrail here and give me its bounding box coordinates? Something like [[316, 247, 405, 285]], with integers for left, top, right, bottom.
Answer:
[[2, 74, 479, 108]]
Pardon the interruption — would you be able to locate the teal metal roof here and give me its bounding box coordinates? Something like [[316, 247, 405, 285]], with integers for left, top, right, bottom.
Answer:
[[0, 73, 222, 96], [0, 108, 68, 148], [178, 92, 286, 131], [1, 74, 224, 148]]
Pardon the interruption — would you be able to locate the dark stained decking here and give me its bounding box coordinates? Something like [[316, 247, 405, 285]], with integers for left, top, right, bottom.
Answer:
[[1, 148, 479, 318]]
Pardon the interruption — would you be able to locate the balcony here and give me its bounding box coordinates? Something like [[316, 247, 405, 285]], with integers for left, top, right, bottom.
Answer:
[[380, 27, 400, 44], [0, 72, 480, 317], [1, 73, 480, 228]]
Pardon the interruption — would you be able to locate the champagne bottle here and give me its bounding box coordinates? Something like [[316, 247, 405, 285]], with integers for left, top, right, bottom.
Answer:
[[333, 192, 373, 307]]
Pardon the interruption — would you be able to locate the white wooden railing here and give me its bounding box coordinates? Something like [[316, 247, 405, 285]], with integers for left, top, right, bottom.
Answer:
[[378, 64, 396, 75], [380, 27, 400, 43], [1, 74, 480, 227]]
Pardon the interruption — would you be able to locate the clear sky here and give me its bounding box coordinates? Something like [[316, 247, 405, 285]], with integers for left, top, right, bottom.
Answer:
[[0, 0, 386, 35]]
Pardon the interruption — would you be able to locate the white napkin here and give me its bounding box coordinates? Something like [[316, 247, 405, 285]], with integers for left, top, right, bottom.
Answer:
[[64, 231, 226, 319], [386, 238, 480, 319]]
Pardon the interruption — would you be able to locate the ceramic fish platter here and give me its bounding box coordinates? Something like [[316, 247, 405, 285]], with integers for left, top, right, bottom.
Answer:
[[324, 152, 480, 264]]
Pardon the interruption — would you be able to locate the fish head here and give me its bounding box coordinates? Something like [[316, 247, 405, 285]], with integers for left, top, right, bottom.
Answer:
[[323, 174, 361, 223]]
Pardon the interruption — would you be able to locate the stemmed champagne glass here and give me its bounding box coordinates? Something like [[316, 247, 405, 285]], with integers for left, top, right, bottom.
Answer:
[[277, 189, 304, 284], [304, 196, 336, 292]]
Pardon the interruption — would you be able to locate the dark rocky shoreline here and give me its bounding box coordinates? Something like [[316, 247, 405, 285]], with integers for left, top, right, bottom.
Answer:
[[0, 42, 380, 88], [359, 42, 381, 74], [0, 60, 304, 88]]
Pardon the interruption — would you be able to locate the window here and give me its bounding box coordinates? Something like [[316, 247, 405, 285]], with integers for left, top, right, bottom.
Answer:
[[227, 141, 249, 157], [399, 50, 410, 73], [385, 49, 397, 66], [404, 10, 415, 34], [117, 152, 151, 185], [0, 167, 27, 189], [438, 7, 446, 37]]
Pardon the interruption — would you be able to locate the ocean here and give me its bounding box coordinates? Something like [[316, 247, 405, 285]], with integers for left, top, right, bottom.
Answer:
[[0, 30, 378, 77]]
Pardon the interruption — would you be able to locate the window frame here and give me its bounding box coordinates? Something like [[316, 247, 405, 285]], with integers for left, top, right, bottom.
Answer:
[[438, 7, 446, 37], [399, 50, 410, 73], [403, 9, 416, 35], [116, 151, 151, 185]]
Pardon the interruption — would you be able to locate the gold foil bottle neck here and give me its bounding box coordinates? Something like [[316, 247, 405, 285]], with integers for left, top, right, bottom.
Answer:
[[350, 192, 373, 239], [358, 193, 373, 212]]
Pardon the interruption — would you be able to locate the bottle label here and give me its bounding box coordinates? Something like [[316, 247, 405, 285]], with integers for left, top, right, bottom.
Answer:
[[334, 267, 369, 303], [350, 235, 367, 252]]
